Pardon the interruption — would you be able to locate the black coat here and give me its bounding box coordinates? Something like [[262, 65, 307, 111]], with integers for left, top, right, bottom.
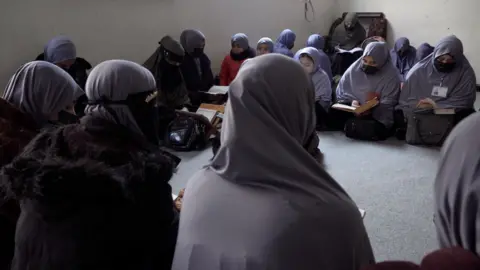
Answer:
[[35, 53, 92, 90], [1, 116, 180, 270], [180, 53, 214, 93]]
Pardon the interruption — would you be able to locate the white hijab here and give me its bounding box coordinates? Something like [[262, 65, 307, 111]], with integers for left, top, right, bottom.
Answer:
[[173, 54, 374, 270], [84, 60, 156, 135], [3, 61, 79, 125]]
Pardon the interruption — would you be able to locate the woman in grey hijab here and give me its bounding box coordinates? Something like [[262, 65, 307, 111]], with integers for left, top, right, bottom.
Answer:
[[331, 12, 367, 51], [172, 54, 375, 270], [394, 35, 476, 139], [144, 35, 190, 109], [3, 61, 80, 126], [434, 113, 480, 257], [332, 42, 400, 140], [256, 37, 274, 55], [330, 13, 367, 76]]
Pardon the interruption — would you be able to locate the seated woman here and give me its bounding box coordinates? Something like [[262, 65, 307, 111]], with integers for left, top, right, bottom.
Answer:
[[179, 29, 215, 107], [274, 29, 296, 57], [416, 42, 434, 62], [36, 36, 89, 116], [219, 33, 255, 86], [296, 47, 332, 130], [330, 13, 366, 76], [172, 54, 374, 270], [304, 34, 333, 82], [0, 61, 80, 270], [1, 60, 180, 270], [144, 35, 191, 109], [395, 35, 476, 138], [36, 36, 91, 89], [390, 37, 417, 82], [330, 13, 366, 51], [256, 37, 274, 55], [434, 114, 480, 259], [332, 42, 400, 141]]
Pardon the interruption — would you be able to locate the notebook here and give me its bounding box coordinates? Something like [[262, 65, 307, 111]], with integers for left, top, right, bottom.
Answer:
[[208, 85, 229, 95], [331, 98, 379, 114]]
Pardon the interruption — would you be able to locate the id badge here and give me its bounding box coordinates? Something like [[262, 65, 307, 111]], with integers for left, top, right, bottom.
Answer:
[[432, 86, 448, 98]]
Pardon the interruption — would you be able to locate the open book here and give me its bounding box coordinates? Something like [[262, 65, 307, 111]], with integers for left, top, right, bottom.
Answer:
[[417, 98, 455, 115], [208, 85, 229, 95], [195, 103, 226, 124], [331, 98, 379, 114], [336, 47, 363, 54]]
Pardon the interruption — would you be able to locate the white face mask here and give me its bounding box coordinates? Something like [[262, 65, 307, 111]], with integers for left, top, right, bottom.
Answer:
[[300, 57, 315, 74]]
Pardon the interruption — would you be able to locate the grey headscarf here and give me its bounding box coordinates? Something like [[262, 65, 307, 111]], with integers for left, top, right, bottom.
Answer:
[[44, 36, 77, 64], [172, 54, 374, 270], [231, 33, 249, 50], [434, 113, 480, 256], [3, 61, 79, 125], [398, 35, 476, 114], [336, 42, 401, 128], [85, 60, 156, 135], [331, 12, 366, 50], [295, 47, 332, 110], [256, 37, 274, 53], [180, 29, 205, 55]]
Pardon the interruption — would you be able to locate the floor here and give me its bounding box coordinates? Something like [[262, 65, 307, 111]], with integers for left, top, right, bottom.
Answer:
[[169, 94, 480, 263]]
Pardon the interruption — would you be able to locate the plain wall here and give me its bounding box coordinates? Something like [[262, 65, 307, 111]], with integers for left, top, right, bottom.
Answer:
[[336, 0, 480, 76], [0, 0, 336, 89]]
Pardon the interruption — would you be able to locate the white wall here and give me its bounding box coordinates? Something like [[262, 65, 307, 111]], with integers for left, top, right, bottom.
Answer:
[[336, 0, 480, 76], [0, 0, 337, 89]]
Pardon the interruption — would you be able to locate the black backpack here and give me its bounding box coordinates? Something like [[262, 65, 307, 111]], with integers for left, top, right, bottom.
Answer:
[[165, 116, 207, 151]]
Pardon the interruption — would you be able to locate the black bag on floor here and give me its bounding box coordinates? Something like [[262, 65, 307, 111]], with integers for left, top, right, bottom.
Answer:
[[344, 118, 386, 141], [165, 116, 207, 151], [405, 109, 454, 146]]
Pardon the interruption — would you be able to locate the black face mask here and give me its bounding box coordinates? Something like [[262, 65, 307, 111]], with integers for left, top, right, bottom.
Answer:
[[344, 23, 355, 31], [190, 48, 204, 58], [230, 48, 252, 61], [287, 44, 295, 50], [126, 92, 160, 145], [361, 64, 379, 75], [434, 60, 456, 73], [88, 91, 160, 145]]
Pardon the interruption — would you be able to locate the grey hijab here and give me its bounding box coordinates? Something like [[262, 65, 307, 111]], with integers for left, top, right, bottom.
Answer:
[[331, 13, 366, 50], [231, 33, 249, 50], [256, 37, 274, 53], [3, 61, 79, 125], [44, 36, 77, 64], [84, 60, 156, 136], [336, 42, 401, 128], [180, 29, 205, 54], [434, 113, 480, 256], [398, 35, 476, 113], [295, 47, 332, 109], [172, 54, 374, 270]]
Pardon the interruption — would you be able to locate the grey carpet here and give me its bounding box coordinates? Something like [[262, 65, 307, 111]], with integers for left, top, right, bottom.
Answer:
[[169, 94, 480, 263], [170, 135, 440, 263]]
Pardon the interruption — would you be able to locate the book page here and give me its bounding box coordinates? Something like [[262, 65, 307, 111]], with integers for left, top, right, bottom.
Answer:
[[331, 103, 356, 112], [196, 108, 217, 123], [208, 85, 229, 95], [434, 108, 455, 115]]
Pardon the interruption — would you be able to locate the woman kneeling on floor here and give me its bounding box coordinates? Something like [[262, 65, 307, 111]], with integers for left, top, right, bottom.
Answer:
[[332, 42, 400, 141], [395, 35, 476, 140]]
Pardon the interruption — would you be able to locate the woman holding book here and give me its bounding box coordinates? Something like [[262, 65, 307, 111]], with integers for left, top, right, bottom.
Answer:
[[332, 42, 400, 141], [394, 35, 476, 139]]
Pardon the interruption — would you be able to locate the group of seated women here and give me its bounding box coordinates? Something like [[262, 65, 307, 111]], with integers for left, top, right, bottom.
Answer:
[[0, 22, 478, 269]]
